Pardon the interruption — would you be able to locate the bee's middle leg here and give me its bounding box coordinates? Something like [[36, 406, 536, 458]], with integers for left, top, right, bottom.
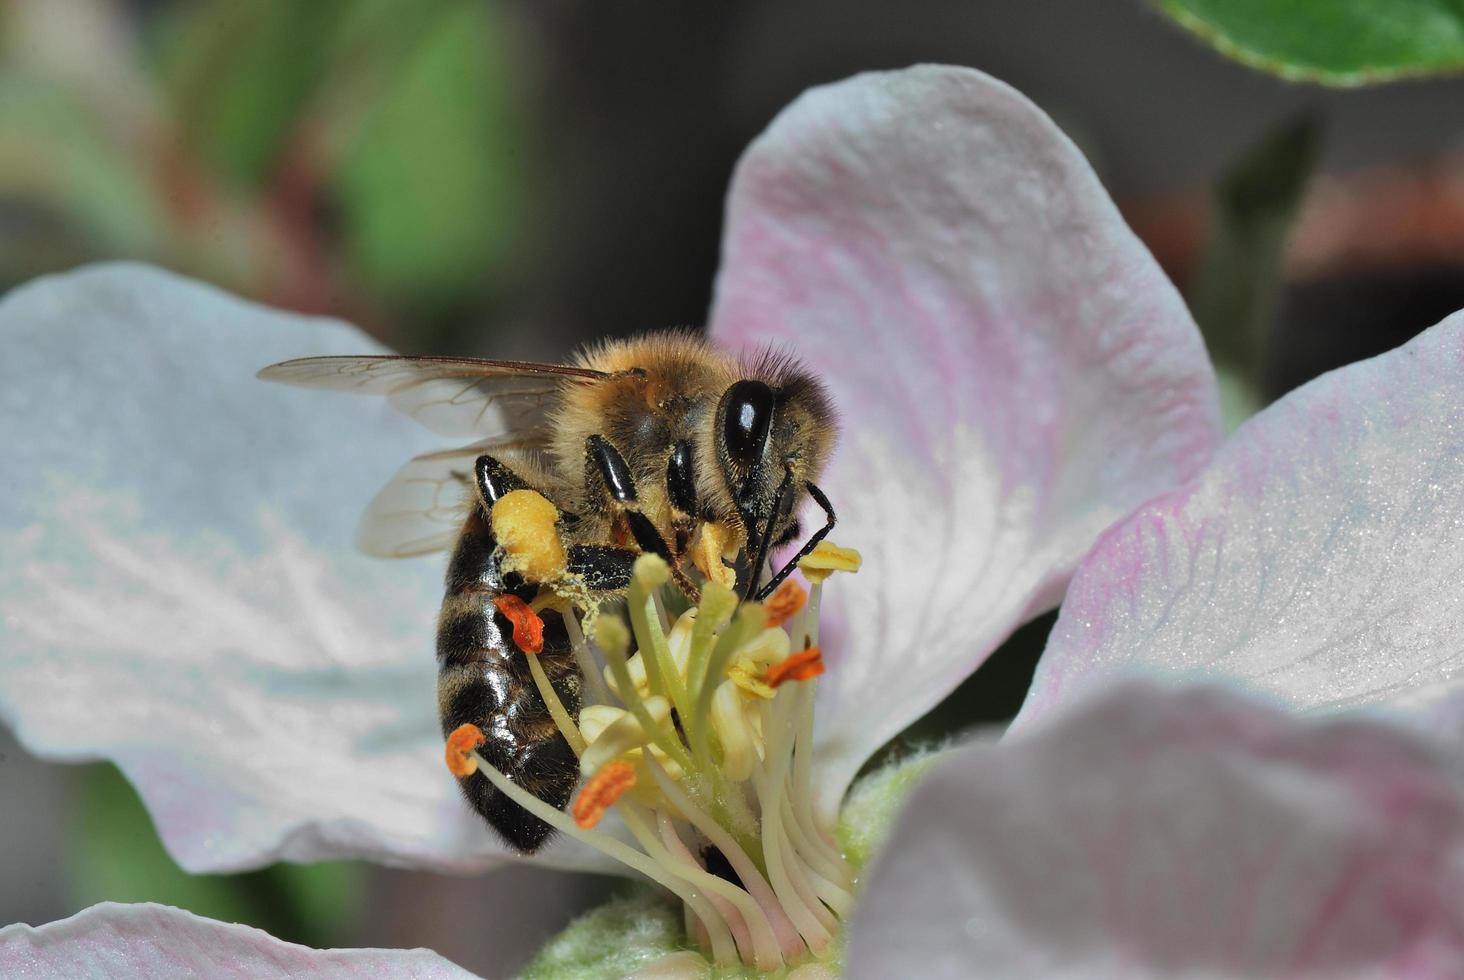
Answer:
[[584, 435, 701, 601]]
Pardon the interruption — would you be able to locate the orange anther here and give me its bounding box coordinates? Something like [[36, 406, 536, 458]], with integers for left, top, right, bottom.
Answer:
[[572, 760, 637, 829], [763, 579, 807, 628], [493, 595, 545, 654], [765, 646, 824, 688], [445, 724, 487, 778]]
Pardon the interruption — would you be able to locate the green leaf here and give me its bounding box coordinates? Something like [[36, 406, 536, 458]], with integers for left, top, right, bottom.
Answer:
[[1154, 0, 1464, 84], [66, 764, 365, 948]]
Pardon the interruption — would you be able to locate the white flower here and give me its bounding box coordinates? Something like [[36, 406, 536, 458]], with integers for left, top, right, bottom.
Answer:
[[3, 65, 1462, 978]]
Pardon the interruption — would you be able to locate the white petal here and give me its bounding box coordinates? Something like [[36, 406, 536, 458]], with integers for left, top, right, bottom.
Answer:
[[0, 902, 476, 979], [848, 685, 1464, 978], [707, 66, 1221, 809], [1019, 308, 1464, 738], [0, 265, 607, 874]]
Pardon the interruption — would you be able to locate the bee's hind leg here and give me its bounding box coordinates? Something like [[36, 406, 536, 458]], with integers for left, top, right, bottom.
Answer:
[[473, 453, 535, 509]]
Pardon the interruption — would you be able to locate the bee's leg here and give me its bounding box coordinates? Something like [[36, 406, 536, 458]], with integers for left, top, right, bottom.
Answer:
[[474, 453, 533, 509], [441, 455, 581, 854], [565, 544, 637, 592], [754, 481, 836, 602], [666, 440, 699, 555], [585, 435, 701, 601]]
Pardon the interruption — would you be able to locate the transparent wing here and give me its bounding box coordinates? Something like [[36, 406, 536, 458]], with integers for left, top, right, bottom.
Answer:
[[356, 441, 540, 559], [258, 355, 606, 440]]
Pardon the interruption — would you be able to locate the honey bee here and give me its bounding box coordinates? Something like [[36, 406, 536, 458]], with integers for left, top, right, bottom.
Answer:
[[259, 331, 836, 851]]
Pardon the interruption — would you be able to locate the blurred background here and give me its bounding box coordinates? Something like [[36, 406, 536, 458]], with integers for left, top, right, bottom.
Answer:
[[2, 1, 1463, 976]]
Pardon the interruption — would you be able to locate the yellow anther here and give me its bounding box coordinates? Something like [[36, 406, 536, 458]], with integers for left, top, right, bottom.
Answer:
[[727, 657, 776, 700], [711, 681, 758, 781], [490, 490, 567, 582], [696, 581, 740, 630], [799, 541, 862, 584], [580, 699, 681, 781], [592, 613, 631, 660], [633, 552, 670, 588], [740, 626, 791, 666]]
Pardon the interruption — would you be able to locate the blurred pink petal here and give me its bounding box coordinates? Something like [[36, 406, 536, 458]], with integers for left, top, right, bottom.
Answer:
[[0, 265, 608, 875], [0, 902, 475, 979], [708, 65, 1221, 805], [1018, 309, 1464, 736], [848, 684, 1464, 978]]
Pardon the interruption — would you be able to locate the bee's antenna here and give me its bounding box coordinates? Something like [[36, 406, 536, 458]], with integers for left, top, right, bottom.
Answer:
[[753, 481, 836, 602]]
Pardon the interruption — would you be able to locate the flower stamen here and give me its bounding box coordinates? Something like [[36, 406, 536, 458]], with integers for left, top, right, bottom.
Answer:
[[766, 646, 824, 687], [446, 539, 864, 972], [492, 594, 544, 654], [444, 723, 486, 778], [763, 579, 808, 627], [572, 760, 637, 829], [798, 541, 862, 583]]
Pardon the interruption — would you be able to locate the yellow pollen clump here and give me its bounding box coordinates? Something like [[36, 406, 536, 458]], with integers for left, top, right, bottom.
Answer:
[[799, 541, 862, 584], [490, 489, 567, 582]]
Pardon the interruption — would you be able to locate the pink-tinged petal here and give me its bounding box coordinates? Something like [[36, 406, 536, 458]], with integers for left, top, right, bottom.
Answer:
[[0, 902, 476, 979], [848, 684, 1464, 979], [0, 264, 609, 875], [1019, 309, 1464, 736], [708, 65, 1221, 806]]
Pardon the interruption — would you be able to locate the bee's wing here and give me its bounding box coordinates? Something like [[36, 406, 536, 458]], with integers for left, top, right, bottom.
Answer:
[[258, 355, 607, 440], [356, 440, 538, 559]]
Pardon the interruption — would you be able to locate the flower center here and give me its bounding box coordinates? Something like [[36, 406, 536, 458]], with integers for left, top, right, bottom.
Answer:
[[444, 543, 861, 972]]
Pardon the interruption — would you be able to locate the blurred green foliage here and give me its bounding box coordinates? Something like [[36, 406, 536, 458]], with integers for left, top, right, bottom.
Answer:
[[1155, 0, 1464, 84], [3, 0, 531, 944], [336, 1, 523, 316], [67, 764, 364, 948], [1189, 113, 1320, 427], [0, 0, 526, 339]]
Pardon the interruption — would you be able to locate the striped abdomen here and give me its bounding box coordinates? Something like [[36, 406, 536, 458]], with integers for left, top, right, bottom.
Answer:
[[436, 505, 580, 852]]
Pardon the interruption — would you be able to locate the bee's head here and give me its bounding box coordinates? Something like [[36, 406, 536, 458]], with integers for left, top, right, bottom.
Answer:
[[713, 353, 836, 554]]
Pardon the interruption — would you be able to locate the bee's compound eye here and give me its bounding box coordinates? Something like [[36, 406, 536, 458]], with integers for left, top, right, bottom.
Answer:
[[721, 379, 775, 466]]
